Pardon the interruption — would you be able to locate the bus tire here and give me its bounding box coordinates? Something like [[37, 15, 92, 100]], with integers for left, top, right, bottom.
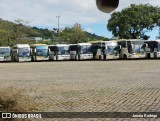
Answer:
[[56, 56, 58, 61], [124, 54, 127, 60], [147, 53, 150, 59], [103, 55, 107, 60], [78, 55, 81, 60]]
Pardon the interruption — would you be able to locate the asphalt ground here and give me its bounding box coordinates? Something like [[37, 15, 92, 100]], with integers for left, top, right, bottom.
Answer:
[[0, 60, 160, 121]]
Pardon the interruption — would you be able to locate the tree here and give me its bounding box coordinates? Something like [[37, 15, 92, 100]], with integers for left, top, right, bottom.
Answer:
[[59, 26, 86, 44], [107, 4, 160, 39]]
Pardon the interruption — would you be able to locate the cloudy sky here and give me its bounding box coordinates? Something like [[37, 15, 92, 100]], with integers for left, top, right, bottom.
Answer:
[[0, 0, 159, 39]]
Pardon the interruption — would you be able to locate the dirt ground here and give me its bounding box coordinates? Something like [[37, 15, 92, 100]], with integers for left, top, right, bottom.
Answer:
[[1, 60, 160, 121]]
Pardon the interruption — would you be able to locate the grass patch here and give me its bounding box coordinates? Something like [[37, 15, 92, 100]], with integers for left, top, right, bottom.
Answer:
[[0, 87, 40, 121]]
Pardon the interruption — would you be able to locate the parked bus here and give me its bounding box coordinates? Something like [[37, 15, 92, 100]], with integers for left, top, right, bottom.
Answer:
[[30, 44, 49, 61], [12, 44, 31, 62], [142, 40, 160, 59], [117, 39, 145, 59], [49, 44, 70, 61], [91, 41, 119, 60], [0, 47, 11, 62], [69, 43, 93, 60]]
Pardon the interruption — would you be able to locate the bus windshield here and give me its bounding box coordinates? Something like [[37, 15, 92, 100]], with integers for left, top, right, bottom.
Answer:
[[58, 46, 69, 55], [106, 46, 116, 54], [18, 48, 30, 57], [133, 44, 144, 54], [80, 45, 92, 54], [0, 48, 10, 57], [0, 48, 10, 54], [145, 41, 159, 52], [36, 46, 48, 57]]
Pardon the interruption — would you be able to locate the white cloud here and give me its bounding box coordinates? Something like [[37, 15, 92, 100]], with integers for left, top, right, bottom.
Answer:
[[0, 0, 159, 29], [84, 28, 93, 33]]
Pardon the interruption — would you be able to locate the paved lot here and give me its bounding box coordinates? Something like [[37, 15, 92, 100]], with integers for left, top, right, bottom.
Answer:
[[0, 60, 160, 121]]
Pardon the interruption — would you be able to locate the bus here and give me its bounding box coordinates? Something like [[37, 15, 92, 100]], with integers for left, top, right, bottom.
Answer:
[[91, 41, 119, 60], [69, 43, 93, 60], [30, 44, 49, 61], [142, 40, 160, 59], [117, 39, 145, 59], [49, 44, 70, 61], [0, 47, 11, 62], [12, 44, 31, 62]]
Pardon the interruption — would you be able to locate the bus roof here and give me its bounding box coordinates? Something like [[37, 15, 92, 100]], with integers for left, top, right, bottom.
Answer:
[[78, 43, 91, 46], [13, 44, 30, 48], [49, 44, 69, 47], [56, 44, 69, 47], [117, 39, 144, 42], [31, 44, 47, 47], [0, 46, 10, 49], [145, 39, 160, 43]]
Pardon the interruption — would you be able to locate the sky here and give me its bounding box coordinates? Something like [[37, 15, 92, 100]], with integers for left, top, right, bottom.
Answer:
[[0, 0, 159, 40]]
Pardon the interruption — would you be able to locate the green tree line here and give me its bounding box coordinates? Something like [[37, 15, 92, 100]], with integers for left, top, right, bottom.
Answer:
[[107, 4, 160, 40], [0, 19, 108, 46]]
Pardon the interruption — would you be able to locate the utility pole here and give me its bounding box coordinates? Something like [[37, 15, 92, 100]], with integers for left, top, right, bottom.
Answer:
[[56, 16, 60, 35]]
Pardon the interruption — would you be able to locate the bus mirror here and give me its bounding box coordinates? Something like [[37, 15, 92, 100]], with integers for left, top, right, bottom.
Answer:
[[96, 0, 119, 13], [34, 49, 37, 53], [48, 48, 51, 53], [119, 45, 121, 50], [145, 44, 148, 48]]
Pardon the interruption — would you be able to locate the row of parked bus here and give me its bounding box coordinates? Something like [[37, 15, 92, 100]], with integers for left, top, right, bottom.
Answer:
[[0, 39, 160, 62]]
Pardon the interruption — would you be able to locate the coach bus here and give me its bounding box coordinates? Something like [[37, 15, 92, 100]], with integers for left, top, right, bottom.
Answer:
[[49, 44, 70, 61], [12, 44, 31, 62], [30, 44, 49, 61], [117, 39, 145, 59], [91, 41, 119, 60], [142, 40, 160, 59], [0, 47, 11, 62], [69, 43, 93, 60]]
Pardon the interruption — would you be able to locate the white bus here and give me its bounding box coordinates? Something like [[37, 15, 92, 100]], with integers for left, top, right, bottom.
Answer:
[[0, 47, 11, 62], [69, 43, 93, 60], [142, 40, 160, 59], [12, 44, 31, 62], [49, 44, 70, 61], [117, 39, 145, 59], [30, 44, 49, 61], [91, 41, 119, 60]]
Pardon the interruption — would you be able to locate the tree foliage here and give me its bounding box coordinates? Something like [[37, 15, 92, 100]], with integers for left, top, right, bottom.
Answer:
[[59, 27, 86, 44], [0, 18, 108, 46], [107, 4, 160, 39], [0, 18, 38, 46]]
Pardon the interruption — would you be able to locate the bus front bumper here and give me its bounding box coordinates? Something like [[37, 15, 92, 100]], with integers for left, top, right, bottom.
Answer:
[[80, 54, 93, 60], [106, 55, 119, 60], [129, 54, 145, 59], [0, 57, 11, 62], [57, 55, 70, 60], [19, 57, 31, 62]]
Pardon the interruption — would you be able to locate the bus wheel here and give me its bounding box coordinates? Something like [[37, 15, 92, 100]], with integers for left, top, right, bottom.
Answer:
[[147, 53, 150, 59], [104, 55, 107, 60], [124, 55, 127, 60], [78, 55, 81, 60], [56, 56, 58, 61]]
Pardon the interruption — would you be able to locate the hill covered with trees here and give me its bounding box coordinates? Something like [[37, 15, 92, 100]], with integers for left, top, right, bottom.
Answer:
[[0, 18, 108, 46]]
